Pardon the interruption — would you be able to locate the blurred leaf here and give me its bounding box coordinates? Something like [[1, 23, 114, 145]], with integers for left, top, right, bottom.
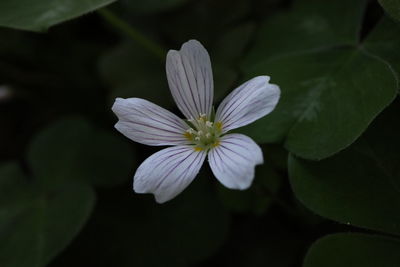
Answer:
[[243, 0, 367, 66], [217, 159, 282, 215], [99, 41, 175, 108], [213, 66, 237, 103], [120, 0, 189, 15], [213, 23, 255, 65], [57, 176, 230, 267], [379, 0, 400, 21], [242, 47, 397, 160], [364, 17, 400, 89], [212, 23, 255, 102], [0, 0, 115, 32], [0, 162, 95, 267], [304, 233, 400, 267], [159, 0, 252, 46], [289, 100, 400, 235], [28, 117, 135, 187], [138, 178, 230, 265]]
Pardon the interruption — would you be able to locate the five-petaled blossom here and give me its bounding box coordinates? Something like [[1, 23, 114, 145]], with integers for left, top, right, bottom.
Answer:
[[112, 40, 280, 203]]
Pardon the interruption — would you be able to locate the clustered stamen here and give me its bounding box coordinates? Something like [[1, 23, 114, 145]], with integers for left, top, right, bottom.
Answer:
[[184, 113, 223, 151]]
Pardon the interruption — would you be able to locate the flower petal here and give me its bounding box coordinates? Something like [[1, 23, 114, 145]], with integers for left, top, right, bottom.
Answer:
[[134, 146, 206, 203], [166, 39, 214, 120], [112, 98, 189, 146], [215, 76, 280, 132], [208, 134, 263, 190]]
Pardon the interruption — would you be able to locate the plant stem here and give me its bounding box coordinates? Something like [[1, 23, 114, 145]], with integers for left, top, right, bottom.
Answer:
[[98, 8, 166, 60]]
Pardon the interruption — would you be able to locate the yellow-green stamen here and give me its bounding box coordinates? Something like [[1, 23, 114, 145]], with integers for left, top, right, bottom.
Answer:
[[184, 113, 223, 151]]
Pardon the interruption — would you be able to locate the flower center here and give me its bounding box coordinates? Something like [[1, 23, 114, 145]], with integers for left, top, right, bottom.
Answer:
[[184, 113, 223, 151]]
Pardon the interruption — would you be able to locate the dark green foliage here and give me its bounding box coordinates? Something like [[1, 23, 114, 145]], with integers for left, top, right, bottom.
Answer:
[[239, 0, 398, 160], [304, 233, 400, 267], [379, 0, 400, 21], [0, 0, 116, 31], [289, 99, 400, 235], [1, 0, 400, 266], [0, 163, 95, 267]]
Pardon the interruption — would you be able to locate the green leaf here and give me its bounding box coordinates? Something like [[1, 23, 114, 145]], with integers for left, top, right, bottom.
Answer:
[[240, 0, 399, 160], [379, 0, 400, 21], [28, 117, 135, 187], [242, 47, 397, 159], [243, 0, 367, 66], [99, 41, 175, 108], [289, 100, 400, 235], [120, 0, 189, 14], [0, 162, 95, 267], [364, 17, 400, 89], [242, 1, 399, 160], [304, 233, 400, 267], [0, 0, 116, 32]]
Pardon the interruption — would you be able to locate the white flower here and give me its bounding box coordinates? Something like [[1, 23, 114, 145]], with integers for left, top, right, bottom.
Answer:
[[112, 40, 280, 203]]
